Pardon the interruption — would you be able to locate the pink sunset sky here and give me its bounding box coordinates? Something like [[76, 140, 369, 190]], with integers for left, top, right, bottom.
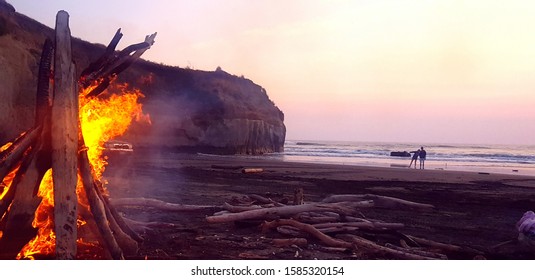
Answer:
[[13, 0, 535, 145]]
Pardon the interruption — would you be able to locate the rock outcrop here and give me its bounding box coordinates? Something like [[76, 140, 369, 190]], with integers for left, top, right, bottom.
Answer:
[[0, 2, 285, 154]]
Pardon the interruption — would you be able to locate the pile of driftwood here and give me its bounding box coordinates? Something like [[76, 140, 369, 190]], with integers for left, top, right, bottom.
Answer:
[[109, 190, 484, 259], [201, 191, 484, 260], [0, 11, 155, 259]]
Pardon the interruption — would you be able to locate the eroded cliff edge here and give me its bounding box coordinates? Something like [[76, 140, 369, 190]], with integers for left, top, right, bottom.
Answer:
[[0, 1, 285, 154]]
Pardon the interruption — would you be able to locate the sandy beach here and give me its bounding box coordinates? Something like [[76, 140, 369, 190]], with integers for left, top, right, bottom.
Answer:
[[103, 150, 535, 260]]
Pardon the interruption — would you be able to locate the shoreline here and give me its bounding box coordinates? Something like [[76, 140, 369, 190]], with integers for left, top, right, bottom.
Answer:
[[187, 152, 535, 187]]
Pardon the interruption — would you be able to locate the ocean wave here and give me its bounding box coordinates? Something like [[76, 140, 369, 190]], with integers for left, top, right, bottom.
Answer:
[[295, 142, 327, 146], [284, 140, 535, 166]]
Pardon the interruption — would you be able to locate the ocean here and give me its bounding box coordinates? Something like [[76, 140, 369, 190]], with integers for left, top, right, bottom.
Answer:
[[265, 140, 535, 176]]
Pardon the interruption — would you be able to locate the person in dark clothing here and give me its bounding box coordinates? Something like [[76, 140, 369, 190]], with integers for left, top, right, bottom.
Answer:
[[409, 149, 420, 169], [419, 147, 427, 169]]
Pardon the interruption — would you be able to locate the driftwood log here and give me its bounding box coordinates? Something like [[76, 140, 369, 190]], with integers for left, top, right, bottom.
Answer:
[[322, 194, 435, 211], [262, 219, 353, 248], [78, 142, 123, 260], [51, 11, 79, 259], [110, 197, 219, 211], [206, 201, 374, 223], [339, 234, 440, 260]]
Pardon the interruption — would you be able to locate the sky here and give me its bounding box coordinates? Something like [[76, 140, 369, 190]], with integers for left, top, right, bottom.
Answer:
[[11, 0, 535, 145]]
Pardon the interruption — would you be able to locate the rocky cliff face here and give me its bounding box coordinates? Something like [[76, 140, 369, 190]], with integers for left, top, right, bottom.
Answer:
[[0, 1, 285, 154]]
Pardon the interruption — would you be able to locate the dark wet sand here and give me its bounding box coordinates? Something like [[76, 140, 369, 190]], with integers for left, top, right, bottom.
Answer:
[[104, 150, 535, 259]]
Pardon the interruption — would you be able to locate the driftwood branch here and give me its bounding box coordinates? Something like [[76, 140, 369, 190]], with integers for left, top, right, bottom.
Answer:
[[206, 201, 374, 223], [78, 144, 124, 260], [223, 202, 263, 212], [122, 217, 184, 233], [322, 194, 435, 211], [82, 33, 157, 98], [79, 28, 123, 81], [92, 180, 138, 255], [100, 194, 144, 243], [384, 243, 448, 259], [339, 234, 439, 260], [313, 221, 404, 233], [262, 219, 353, 248], [273, 238, 308, 248], [407, 235, 483, 255], [111, 197, 219, 211]]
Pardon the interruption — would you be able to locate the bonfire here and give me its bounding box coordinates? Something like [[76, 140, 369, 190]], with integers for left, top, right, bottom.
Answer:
[[0, 10, 155, 259]]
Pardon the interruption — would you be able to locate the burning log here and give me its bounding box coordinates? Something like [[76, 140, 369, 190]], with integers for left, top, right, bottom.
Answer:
[[0, 148, 44, 259], [0, 120, 52, 259], [0, 25, 54, 259], [0, 127, 41, 183], [51, 11, 79, 259], [78, 145, 124, 260]]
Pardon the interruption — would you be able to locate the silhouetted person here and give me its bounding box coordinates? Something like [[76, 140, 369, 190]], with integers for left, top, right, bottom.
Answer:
[[409, 149, 420, 169], [419, 147, 427, 169]]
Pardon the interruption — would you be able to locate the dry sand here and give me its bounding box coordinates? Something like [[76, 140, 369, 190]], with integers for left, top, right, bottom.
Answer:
[[103, 150, 535, 260]]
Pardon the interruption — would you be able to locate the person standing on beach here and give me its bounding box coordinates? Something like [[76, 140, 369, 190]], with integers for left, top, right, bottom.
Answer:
[[419, 147, 427, 169], [409, 149, 420, 169]]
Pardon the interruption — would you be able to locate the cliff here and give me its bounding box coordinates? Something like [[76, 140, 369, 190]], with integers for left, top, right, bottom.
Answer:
[[0, 1, 285, 154]]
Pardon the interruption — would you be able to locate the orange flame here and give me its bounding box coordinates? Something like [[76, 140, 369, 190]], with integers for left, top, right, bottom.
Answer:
[[17, 82, 149, 259], [0, 142, 13, 153], [0, 167, 18, 201]]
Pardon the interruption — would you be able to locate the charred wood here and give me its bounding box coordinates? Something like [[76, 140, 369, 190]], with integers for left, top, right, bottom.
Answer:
[[0, 119, 51, 259], [35, 38, 53, 125], [0, 148, 43, 259], [82, 33, 157, 98], [80, 28, 123, 82], [0, 127, 40, 183]]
